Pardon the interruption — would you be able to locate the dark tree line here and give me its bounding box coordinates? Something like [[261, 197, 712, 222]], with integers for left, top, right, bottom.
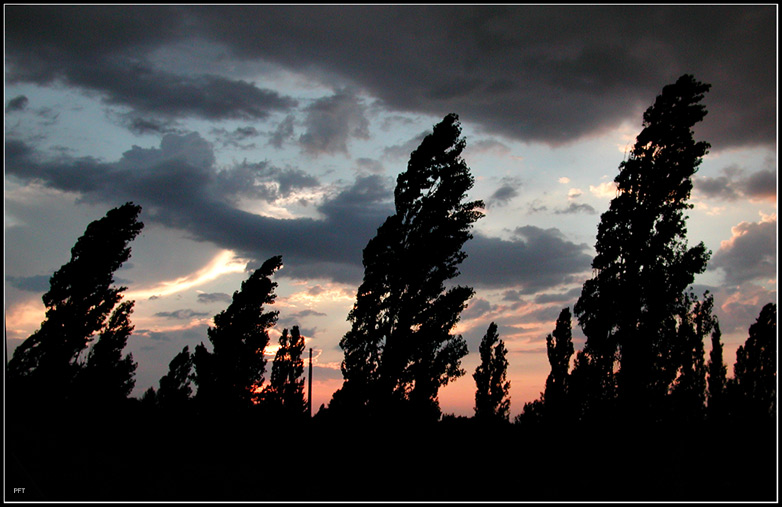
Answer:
[[5, 75, 776, 501], [516, 75, 776, 429]]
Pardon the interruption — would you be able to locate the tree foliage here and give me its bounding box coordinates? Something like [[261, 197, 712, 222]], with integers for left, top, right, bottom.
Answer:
[[544, 308, 574, 419], [193, 255, 282, 411], [706, 321, 727, 419], [669, 291, 717, 420], [157, 346, 194, 410], [334, 113, 484, 420], [263, 326, 307, 416], [474, 322, 511, 422], [729, 303, 776, 419], [7, 202, 144, 405], [76, 299, 138, 404], [574, 74, 712, 416]]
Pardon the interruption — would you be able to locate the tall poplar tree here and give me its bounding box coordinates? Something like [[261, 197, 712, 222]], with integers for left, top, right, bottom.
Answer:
[[193, 255, 282, 411], [473, 322, 511, 422], [157, 345, 194, 410], [544, 308, 574, 420], [574, 75, 712, 417], [263, 326, 307, 416], [706, 322, 727, 419], [334, 113, 484, 420], [7, 202, 144, 406], [76, 299, 138, 404], [669, 291, 716, 421], [730, 303, 776, 419]]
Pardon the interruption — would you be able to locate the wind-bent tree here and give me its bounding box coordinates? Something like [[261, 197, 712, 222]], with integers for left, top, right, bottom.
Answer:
[[669, 291, 716, 421], [706, 321, 727, 419], [574, 75, 712, 418], [473, 322, 511, 422], [729, 303, 776, 419], [7, 202, 144, 406], [544, 308, 574, 420], [157, 346, 194, 410], [333, 113, 484, 420], [262, 326, 307, 416], [76, 300, 138, 405], [193, 255, 282, 411]]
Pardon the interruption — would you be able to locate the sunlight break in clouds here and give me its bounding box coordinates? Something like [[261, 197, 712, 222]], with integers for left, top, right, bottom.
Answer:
[[125, 250, 250, 300]]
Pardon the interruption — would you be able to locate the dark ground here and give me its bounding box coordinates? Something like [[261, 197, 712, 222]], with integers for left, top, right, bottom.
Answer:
[[5, 406, 777, 502]]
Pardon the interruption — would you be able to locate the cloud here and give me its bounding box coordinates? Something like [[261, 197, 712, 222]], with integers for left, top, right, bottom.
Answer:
[[5, 6, 297, 125], [154, 309, 210, 320], [299, 89, 370, 155], [554, 202, 597, 215], [215, 160, 321, 203], [589, 181, 618, 199], [5, 134, 392, 285], [268, 114, 296, 149], [487, 177, 522, 208], [709, 213, 777, 286], [533, 287, 582, 305], [183, 5, 773, 149], [460, 226, 592, 292], [211, 125, 262, 149], [383, 131, 430, 160], [695, 166, 777, 203], [119, 115, 182, 136], [7, 274, 50, 292], [461, 298, 494, 321], [6, 95, 29, 112], [197, 292, 232, 304]]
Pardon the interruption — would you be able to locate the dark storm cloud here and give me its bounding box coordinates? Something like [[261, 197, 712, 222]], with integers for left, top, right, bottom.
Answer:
[[487, 180, 521, 208], [5, 5, 297, 125], [215, 160, 321, 203], [460, 226, 592, 292], [185, 5, 774, 150], [197, 292, 232, 304], [7, 131, 594, 293], [120, 115, 182, 136], [7, 274, 50, 292], [299, 89, 370, 155], [534, 287, 583, 305], [154, 309, 210, 320], [695, 166, 777, 202], [5, 134, 391, 284], [6, 95, 29, 113], [554, 202, 597, 215]]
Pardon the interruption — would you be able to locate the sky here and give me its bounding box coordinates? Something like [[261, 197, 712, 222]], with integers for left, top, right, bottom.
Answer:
[[4, 5, 777, 418]]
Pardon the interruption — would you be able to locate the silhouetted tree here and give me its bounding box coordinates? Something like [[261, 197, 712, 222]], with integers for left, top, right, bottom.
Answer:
[[334, 113, 484, 420], [7, 202, 143, 406], [669, 291, 716, 421], [706, 322, 727, 419], [140, 386, 157, 409], [473, 322, 511, 422], [157, 346, 194, 410], [729, 303, 776, 419], [262, 326, 307, 416], [193, 256, 282, 411], [574, 75, 712, 418], [567, 348, 610, 422], [544, 308, 574, 420], [75, 299, 138, 405]]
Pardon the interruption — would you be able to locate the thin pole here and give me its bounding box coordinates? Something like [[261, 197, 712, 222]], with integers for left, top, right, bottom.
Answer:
[[308, 348, 313, 418]]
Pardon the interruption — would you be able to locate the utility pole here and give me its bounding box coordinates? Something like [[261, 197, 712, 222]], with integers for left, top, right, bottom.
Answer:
[[308, 348, 313, 418]]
